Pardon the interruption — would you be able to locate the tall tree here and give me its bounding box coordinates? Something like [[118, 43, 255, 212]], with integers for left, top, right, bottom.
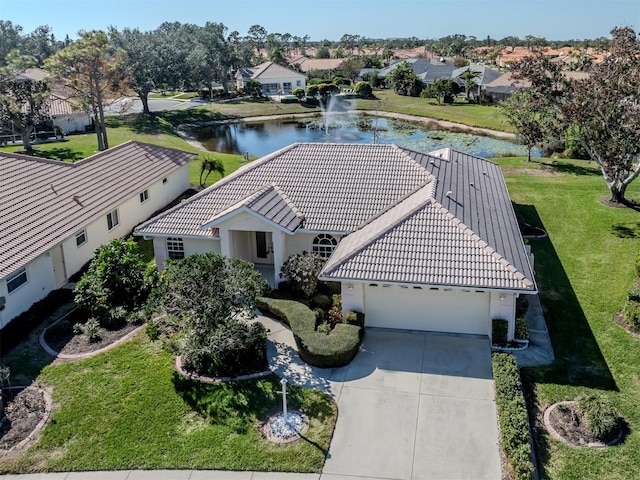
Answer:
[[457, 67, 481, 100], [21, 25, 59, 65], [45, 30, 125, 151], [385, 61, 417, 96], [499, 90, 547, 162], [0, 21, 23, 66], [109, 27, 161, 114], [0, 51, 50, 150], [513, 27, 640, 204]]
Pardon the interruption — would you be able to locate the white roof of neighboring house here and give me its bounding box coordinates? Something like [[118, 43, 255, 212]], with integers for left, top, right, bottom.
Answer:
[[291, 57, 346, 72], [136, 143, 535, 292], [0, 141, 197, 279], [236, 62, 305, 81]]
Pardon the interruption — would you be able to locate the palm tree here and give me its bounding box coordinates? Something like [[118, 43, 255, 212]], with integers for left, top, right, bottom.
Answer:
[[457, 68, 481, 101], [199, 155, 225, 188]]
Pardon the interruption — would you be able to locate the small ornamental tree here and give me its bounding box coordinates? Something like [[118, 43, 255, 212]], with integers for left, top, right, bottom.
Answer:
[[74, 238, 153, 324], [292, 87, 305, 99], [354, 81, 373, 98], [244, 79, 263, 98], [280, 252, 326, 298], [153, 253, 270, 376]]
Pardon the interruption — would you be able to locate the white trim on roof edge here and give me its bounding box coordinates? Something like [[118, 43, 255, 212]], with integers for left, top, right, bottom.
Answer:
[[199, 206, 299, 235]]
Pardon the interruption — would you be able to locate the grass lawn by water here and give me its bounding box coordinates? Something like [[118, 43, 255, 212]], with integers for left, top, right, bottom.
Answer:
[[1, 334, 336, 474], [495, 156, 640, 480], [353, 90, 510, 132]]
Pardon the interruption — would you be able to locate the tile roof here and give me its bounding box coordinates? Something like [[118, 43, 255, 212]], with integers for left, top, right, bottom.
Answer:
[[291, 57, 346, 72], [0, 141, 196, 279], [240, 62, 305, 81], [202, 183, 304, 233], [320, 169, 534, 290], [136, 143, 535, 292], [136, 143, 432, 237]]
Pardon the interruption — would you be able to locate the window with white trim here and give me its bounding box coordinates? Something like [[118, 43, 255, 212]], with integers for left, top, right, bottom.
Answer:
[[167, 237, 185, 260], [7, 267, 27, 294], [75, 229, 87, 247], [107, 209, 119, 230], [312, 234, 338, 259], [139, 189, 149, 203]]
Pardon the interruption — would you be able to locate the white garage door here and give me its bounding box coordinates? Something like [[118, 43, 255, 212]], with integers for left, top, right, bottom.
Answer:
[[364, 285, 490, 335]]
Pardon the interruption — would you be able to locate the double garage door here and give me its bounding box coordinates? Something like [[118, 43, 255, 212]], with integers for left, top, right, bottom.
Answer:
[[364, 285, 490, 336]]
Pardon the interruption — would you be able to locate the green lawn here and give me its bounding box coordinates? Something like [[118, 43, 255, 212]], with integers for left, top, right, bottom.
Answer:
[[353, 89, 510, 132], [1, 335, 336, 474], [495, 156, 640, 480]]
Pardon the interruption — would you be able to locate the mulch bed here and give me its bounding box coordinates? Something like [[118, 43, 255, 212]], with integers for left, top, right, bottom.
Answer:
[[613, 310, 640, 337], [0, 387, 47, 451], [43, 310, 140, 356], [545, 401, 623, 447]]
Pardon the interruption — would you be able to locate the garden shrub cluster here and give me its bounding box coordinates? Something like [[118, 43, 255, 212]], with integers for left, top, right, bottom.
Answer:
[[0, 288, 73, 353], [491, 352, 534, 480], [256, 296, 363, 368], [492, 318, 509, 346], [576, 393, 622, 442]]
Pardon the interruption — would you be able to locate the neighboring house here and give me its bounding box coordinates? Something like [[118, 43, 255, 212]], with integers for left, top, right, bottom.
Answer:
[[452, 66, 504, 98], [135, 143, 536, 340], [482, 72, 527, 103], [0, 141, 197, 328], [290, 57, 346, 74], [417, 64, 457, 85], [49, 93, 93, 134], [235, 62, 306, 96]]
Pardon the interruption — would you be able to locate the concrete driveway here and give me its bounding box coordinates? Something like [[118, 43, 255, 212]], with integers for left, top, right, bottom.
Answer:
[[264, 318, 502, 480]]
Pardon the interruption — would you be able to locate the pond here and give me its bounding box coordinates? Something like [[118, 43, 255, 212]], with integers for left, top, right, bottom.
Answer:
[[193, 115, 541, 159]]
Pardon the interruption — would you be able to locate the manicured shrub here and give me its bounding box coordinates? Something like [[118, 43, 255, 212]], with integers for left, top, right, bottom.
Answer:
[[515, 317, 529, 340], [576, 393, 621, 441], [292, 87, 305, 99], [623, 300, 640, 329], [492, 318, 509, 345], [492, 352, 534, 480], [344, 311, 365, 329], [628, 280, 640, 302], [257, 297, 362, 368], [311, 294, 332, 310], [635, 251, 640, 277], [1, 288, 73, 353], [306, 84, 319, 97], [354, 81, 373, 98]]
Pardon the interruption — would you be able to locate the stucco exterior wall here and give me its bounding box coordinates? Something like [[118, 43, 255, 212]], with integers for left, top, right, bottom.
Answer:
[[53, 113, 92, 134], [0, 253, 56, 329]]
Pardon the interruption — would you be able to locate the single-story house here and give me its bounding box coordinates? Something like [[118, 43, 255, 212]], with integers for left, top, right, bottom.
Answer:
[[235, 62, 306, 96], [135, 143, 536, 340], [290, 57, 346, 74], [452, 66, 503, 98], [49, 93, 93, 134], [0, 141, 197, 328]]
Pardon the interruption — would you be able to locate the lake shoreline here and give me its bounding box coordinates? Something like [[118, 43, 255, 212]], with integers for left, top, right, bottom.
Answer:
[[175, 110, 518, 155]]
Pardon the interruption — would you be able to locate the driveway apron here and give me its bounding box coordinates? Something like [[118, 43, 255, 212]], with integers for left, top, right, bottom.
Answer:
[[264, 318, 501, 480]]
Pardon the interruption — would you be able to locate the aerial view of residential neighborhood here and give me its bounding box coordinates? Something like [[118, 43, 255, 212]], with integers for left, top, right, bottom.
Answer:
[[0, 1, 639, 479]]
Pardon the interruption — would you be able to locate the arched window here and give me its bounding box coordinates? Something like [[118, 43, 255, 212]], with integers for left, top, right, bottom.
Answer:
[[167, 237, 185, 260], [312, 234, 338, 258]]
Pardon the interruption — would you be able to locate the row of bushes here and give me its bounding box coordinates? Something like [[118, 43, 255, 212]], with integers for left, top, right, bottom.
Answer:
[[492, 352, 534, 480], [1, 288, 73, 353], [256, 296, 363, 368]]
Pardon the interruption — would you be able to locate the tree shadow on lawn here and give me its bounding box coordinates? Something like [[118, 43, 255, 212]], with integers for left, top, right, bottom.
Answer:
[[532, 159, 600, 176], [513, 203, 616, 392], [19, 147, 85, 163], [172, 372, 334, 435], [611, 222, 640, 238]]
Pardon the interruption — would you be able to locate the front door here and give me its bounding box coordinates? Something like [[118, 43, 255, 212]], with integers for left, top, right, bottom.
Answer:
[[254, 232, 274, 263]]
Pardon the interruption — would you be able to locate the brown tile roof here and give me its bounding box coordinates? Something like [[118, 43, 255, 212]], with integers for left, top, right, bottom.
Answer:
[[0, 141, 197, 279], [136, 143, 535, 292], [291, 57, 346, 72]]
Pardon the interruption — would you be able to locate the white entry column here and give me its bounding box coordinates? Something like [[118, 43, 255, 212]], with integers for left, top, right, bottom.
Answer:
[[271, 231, 286, 287]]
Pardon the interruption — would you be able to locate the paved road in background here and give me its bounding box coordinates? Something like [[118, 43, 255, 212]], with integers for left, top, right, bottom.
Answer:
[[105, 97, 206, 115]]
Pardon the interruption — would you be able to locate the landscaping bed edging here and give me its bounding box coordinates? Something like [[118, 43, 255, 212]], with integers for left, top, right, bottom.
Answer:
[[174, 356, 272, 383], [0, 385, 53, 452]]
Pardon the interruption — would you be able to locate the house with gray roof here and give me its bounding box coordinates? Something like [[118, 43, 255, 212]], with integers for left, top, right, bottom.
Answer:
[[235, 61, 306, 96], [0, 141, 197, 327], [136, 143, 536, 340]]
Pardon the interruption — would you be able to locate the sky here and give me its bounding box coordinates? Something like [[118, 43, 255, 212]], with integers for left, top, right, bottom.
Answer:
[[2, 0, 638, 42]]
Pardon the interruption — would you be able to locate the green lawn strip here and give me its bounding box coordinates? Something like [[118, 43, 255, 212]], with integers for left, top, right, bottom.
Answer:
[[353, 90, 511, 132], [496, 156, 640, 479], [3, 334, 336, 474]]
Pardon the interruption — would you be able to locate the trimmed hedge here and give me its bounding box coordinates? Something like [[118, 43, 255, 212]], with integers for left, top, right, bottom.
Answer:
[[492, 352, 534, 480], [257, 297, 363, 368], [492, 318, 509, 345], [624, 300, 640, 329], [1, 288, 74, 353]]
